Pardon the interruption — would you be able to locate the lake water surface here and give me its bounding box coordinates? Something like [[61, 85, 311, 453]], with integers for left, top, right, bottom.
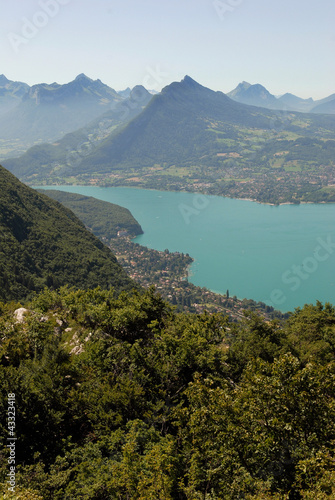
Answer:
[[36, 186, 335, 312]]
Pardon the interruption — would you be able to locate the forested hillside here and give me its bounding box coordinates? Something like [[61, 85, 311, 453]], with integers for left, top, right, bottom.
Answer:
[[0, 166, 134, 301], [0, 287, 334, 499], [37, 190, 143, 239]]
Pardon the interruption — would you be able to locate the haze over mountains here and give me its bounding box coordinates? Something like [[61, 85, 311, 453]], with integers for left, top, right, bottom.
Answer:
[[16, 76, 335, 170], [1, 72, 334, 147], [0, 74, 124, 146], [228, 81, 335, 113], [2, 73, 335, 203], [3, 84, 152, 180], [0, 74, 29, 115], [0, 72, 334, 159], [3, 74, 280, 179]]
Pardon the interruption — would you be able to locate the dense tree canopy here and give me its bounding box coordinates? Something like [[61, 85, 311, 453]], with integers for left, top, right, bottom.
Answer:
[[1, 287, 334, 499], [37, 190, 143, 239], [0, 166, 135, 301]]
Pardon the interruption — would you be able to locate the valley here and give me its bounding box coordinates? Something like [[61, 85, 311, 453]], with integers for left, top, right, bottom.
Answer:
[[1, 72, 335, 500], [4, 75, 335, 205]]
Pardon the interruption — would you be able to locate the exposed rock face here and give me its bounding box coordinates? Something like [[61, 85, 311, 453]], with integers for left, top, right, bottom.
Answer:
[[13, 307, 29, 323]]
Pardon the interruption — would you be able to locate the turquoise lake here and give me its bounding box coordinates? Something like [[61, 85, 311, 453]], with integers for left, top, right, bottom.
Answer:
[[36, 186, 335, 312]]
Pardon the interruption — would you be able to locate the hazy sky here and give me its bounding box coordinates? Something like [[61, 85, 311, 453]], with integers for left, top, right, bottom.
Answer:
[[1, 0, 334, 98]]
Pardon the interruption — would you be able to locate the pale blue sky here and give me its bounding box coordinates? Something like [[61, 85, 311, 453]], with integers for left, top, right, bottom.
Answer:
[[1, 0, 334, 98]]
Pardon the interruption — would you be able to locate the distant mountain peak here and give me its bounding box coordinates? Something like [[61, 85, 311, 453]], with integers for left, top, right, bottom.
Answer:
[[0, 74, 10, 85], [117, 87, 132, 98], [129, 85, 151, 103], [72, 74, 98, 87], [74, 73, 92, 82], [227, 81, 251, 98], [279, 92, 314, 104], [131, 85, 149, 95], [227, 81, 284, 108], [182, 75, 198, 85], [228, 83, 335, 112], [0, 75, 121, 143], [162, 76, 207, 96], [180, 75, 208, 90]]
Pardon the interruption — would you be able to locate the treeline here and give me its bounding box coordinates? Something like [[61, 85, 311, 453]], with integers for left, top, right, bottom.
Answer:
[[0, 287, 334, 499]]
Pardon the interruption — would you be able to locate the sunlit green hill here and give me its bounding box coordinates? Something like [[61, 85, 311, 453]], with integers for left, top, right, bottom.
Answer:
[[0, 165, 134, 301], [37, 189, 143, 239]]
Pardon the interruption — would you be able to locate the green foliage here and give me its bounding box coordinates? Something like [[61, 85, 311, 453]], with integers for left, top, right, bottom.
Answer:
[[285, 301, 335, 363], [0, 166, 135, 301], [36, 190, 143, 238], [1, 486, 44, 499], [226, 312, 286, 379], [0, 288, 334, 499]]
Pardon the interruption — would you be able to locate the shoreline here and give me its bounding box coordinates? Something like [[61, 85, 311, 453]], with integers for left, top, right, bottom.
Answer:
[[33, 183, 334, 314], [30, 182, 335, 207]]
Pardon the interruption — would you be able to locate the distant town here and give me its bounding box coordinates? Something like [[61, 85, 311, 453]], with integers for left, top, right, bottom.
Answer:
[[109, 235, 288, 322]]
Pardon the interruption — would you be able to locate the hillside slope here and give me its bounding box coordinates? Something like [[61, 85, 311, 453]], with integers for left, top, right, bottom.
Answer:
[[3, 85, 152, 182], [37, 189, 143, 239], [0, 287, 334, 499], [0, 165, 134, 301], [78, 75, 279, 173], [76, 76, 335, 174], [312, 96, 335, 114]]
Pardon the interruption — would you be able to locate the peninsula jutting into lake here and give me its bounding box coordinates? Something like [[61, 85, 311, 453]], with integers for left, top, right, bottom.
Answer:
[[35, 185, 335, 312], [2, 3, 335, 493]]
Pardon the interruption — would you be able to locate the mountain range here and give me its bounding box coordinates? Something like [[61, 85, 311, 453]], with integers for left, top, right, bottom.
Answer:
[[3, 84, 152, 181], [2, 74, 335, 204], [1, 72, 334, 162], [0, 74, 124, 147], [1, 73, 334, 149], [228, 81, 335, 113], [63, 76, 335, 180]]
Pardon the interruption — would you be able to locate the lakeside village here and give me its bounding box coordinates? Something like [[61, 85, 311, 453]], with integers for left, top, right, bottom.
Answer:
[[109, 233, 288, 322], [61, 156, 335, 206]]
